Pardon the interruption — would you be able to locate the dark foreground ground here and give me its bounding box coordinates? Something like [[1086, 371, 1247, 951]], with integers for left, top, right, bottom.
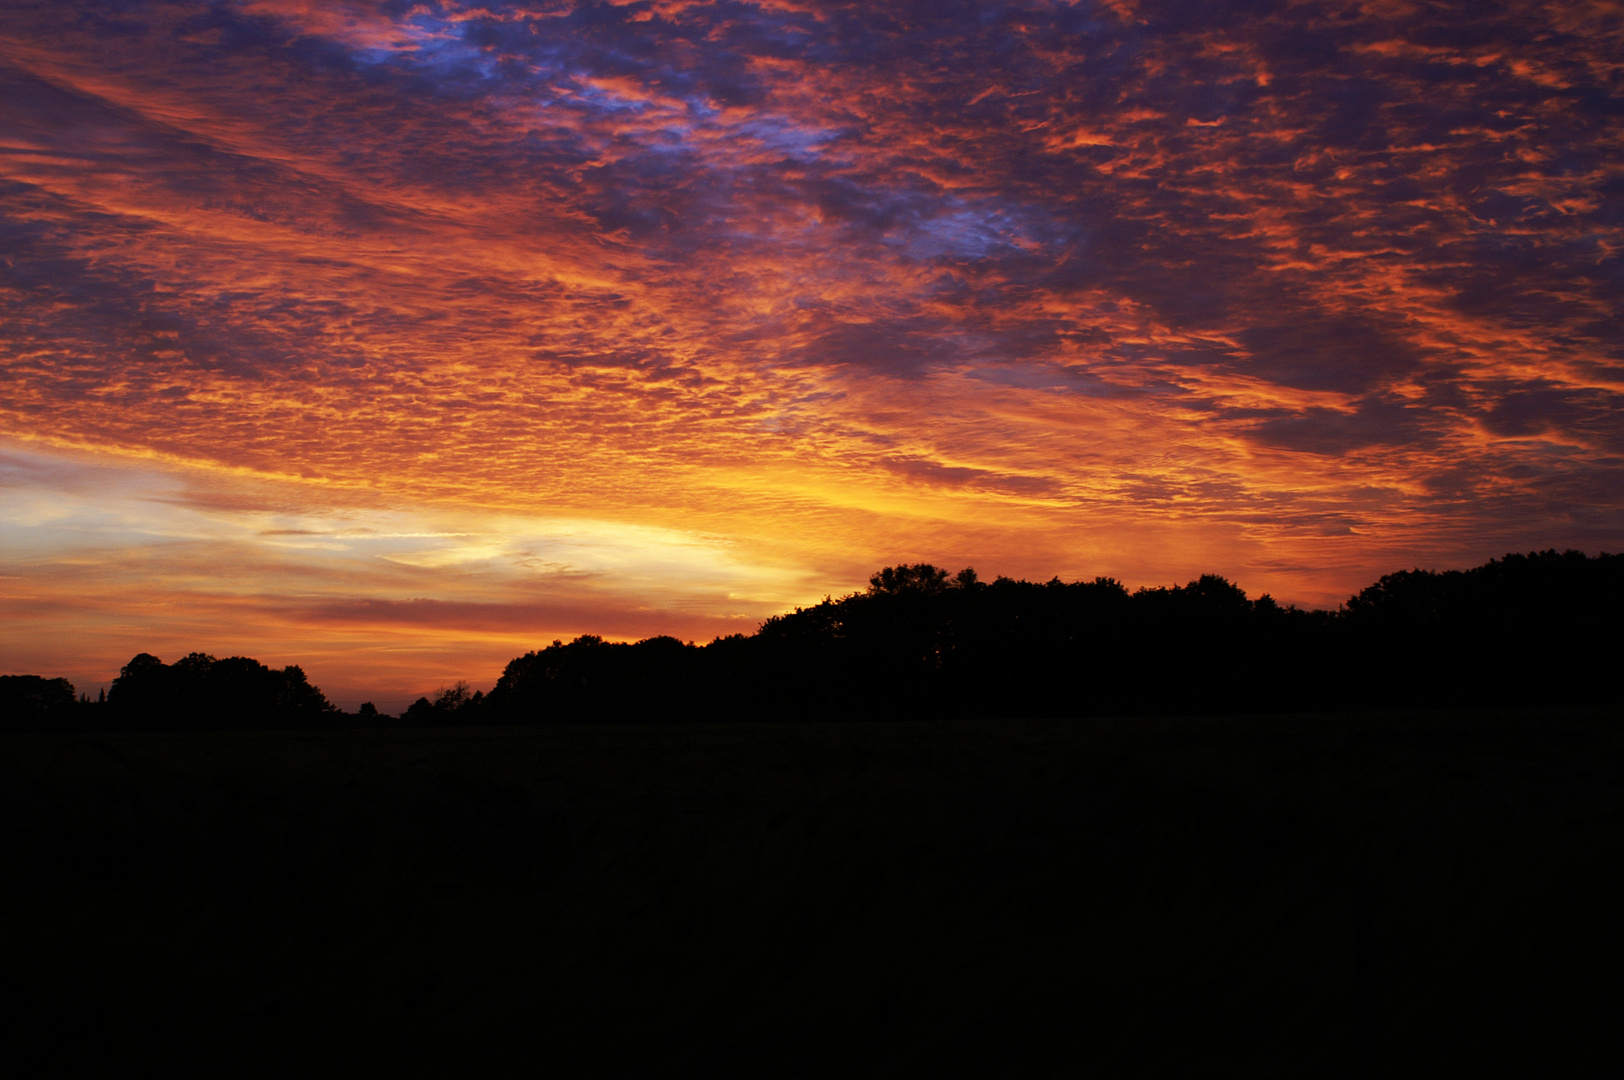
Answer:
[[3, 709, 1621, 1075]]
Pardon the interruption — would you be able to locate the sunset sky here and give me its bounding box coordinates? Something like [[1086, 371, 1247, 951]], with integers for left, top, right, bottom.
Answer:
[[3, 0, 1622, 708]]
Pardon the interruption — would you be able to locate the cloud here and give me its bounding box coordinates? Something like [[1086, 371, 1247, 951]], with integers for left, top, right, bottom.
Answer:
[[2, 0, 1621, 697]]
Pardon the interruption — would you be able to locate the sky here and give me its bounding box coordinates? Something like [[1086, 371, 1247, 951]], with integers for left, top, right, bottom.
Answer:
[[3, 0, 1622, 709]]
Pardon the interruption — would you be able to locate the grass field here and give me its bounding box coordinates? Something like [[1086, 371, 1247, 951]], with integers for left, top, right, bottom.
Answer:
[[3, 709, 1621, 1075]]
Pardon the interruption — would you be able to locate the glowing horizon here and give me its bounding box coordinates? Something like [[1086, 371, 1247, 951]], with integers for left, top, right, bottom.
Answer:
[[4, 1, 1621, 709]]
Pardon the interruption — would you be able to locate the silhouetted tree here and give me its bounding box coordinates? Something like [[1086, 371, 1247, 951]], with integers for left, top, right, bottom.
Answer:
[[402, 682, 486, 726], [0, 675, 78, 730], [106, 652, 337, 729], [868, 563, 951, 595], [484, 634, 704, 723], [1340, 548, 1622, 707]]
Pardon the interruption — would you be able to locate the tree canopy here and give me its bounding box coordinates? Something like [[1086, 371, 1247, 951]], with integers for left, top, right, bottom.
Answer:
[[103, 652, 337, 730]]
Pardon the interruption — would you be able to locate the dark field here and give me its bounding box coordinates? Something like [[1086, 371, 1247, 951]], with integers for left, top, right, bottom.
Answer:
[[4, 710, 1622, 1075]]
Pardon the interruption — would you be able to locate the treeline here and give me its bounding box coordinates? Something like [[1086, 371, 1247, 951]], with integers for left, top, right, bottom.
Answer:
[[460, 549, 1621, 723], [4, 550, 1620, 731], [1, 652, 337, 732]]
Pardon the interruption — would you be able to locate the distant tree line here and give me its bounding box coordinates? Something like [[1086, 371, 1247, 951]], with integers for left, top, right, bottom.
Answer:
[[471, 550, 1622, 724], [3, 550, 1619, 731], [1, 652, 337, 732]]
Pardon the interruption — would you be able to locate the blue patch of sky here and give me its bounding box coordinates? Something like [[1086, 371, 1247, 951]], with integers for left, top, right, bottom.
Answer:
[[325, 1, 848, 166], [729, 115, 842, 158], [897, 199, 1070, 263], [342, 10, 698, 130], [345, 10, 516, 86]]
